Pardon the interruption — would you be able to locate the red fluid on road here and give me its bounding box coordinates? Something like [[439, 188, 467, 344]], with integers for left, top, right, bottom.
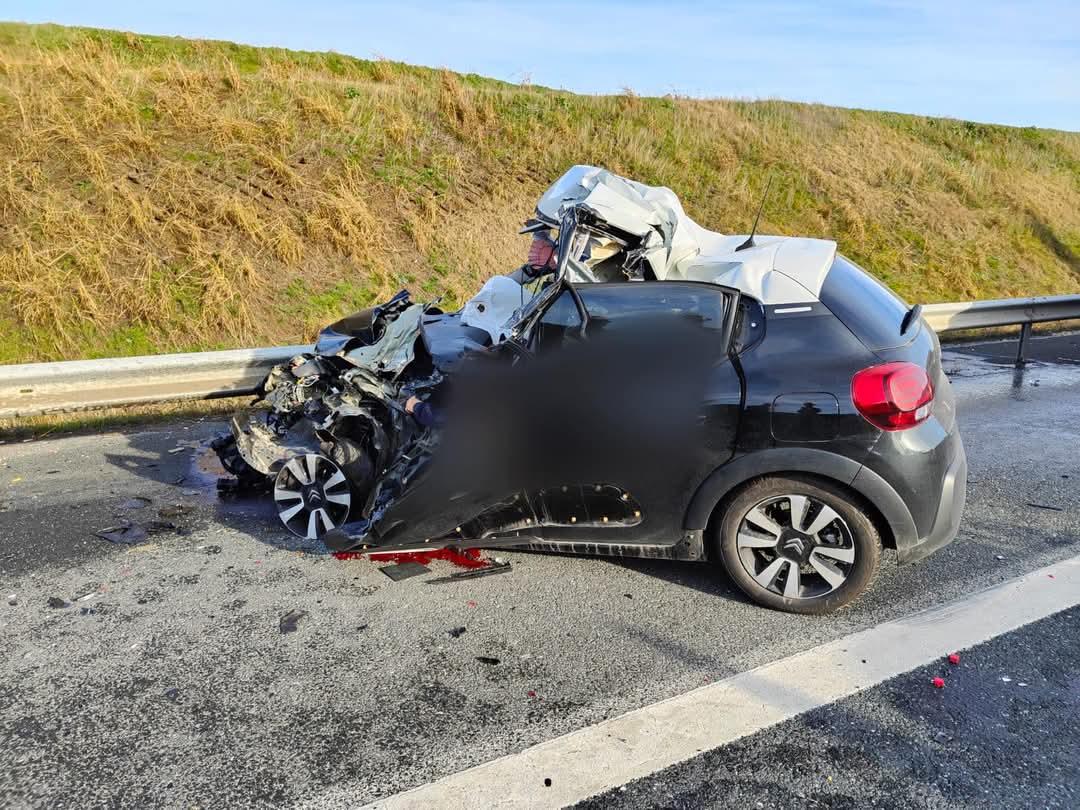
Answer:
[[333, 547, 488, 569]]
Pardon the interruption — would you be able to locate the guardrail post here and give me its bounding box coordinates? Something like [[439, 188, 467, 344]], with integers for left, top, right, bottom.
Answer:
[[1015, 322, 1032, 367]]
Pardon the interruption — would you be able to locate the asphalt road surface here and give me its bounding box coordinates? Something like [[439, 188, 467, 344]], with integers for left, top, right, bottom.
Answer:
[[578, 606, 1080, 810], [1, 334, 1078, 809]]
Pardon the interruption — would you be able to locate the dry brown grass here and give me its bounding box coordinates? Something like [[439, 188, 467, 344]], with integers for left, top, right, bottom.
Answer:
[[0, 22, 1078, 363]]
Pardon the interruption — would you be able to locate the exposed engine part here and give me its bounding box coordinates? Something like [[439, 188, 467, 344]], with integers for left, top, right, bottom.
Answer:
[[210, 432, 269, 490]]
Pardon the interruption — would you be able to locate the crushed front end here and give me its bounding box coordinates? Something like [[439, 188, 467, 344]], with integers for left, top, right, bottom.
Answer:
[[213, 289, 464, 541]]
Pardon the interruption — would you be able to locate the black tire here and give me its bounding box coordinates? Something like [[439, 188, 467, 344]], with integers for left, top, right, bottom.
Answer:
[[715, 475, 881, 615]]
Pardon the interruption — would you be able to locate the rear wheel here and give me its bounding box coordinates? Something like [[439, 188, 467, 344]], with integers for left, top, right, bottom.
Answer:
[[716, 475, 881, 614], [274, 454, 352, 540]]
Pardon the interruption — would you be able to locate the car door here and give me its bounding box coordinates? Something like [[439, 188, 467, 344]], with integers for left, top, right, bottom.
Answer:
[[529, 281, 744, 546], [364, 280, 742, 550]]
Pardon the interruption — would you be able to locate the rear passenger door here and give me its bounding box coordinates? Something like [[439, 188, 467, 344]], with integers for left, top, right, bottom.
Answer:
[[535, 282, 744, 545]]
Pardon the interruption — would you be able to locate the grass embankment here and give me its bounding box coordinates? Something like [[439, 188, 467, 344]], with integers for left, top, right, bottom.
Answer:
[[0, 21, 1078, 364]]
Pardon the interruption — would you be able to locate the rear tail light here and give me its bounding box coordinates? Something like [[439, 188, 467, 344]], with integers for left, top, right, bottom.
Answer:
[[851, 362, 934, 430]]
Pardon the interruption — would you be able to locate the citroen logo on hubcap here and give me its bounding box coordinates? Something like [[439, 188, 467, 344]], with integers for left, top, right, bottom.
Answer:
[[784, 536, 807, 555]]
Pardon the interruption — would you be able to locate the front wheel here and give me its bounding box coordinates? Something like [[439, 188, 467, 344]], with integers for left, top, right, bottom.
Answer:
[[274, 454, 352, 540], [716, 475, 882, 615]]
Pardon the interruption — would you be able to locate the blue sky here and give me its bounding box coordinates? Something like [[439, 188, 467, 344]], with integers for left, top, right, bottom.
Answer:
[[7, 1, 1079, 130]]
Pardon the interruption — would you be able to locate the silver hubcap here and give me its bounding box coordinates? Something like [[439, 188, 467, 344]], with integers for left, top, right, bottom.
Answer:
[[735, 493, 855, 599], [274, 454, 351, 539]]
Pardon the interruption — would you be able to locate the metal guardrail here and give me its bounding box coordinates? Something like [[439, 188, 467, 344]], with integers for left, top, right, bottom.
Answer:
[[0, 344, 309, 420], [1, 294, 1078, 420], [920, 295, 1080, 332], [922, 294, 1080, 365]]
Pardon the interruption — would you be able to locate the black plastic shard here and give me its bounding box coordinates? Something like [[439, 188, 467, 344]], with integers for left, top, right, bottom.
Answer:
[[476, 656, 500, 666], [379, 562, 430, 581], [448, 626, 467, 638], [279, 609, 307, 634], [95, 522, 148, 545], [426, 561, 512, 584]]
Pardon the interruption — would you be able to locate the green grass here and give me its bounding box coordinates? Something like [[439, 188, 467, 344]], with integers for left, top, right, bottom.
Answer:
[[0, 21, 1078, 364]]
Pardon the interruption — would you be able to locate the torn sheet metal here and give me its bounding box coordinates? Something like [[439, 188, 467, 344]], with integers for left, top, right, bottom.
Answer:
[[534, 165, 836, 303], [344, 302, 425, 377]]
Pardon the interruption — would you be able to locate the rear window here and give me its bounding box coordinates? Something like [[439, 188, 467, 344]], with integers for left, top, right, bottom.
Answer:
[[819, 255, 912, 350]]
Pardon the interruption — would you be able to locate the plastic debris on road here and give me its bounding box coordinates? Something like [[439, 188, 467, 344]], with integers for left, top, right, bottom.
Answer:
[[336, 547, 489, 569], [932, 677, 945, 689], [279, 609, 307, 634], [96, 519, 183, 544], [426, 561, 512, 584], [379, 561, 431, 581], [948, 653, 961, 665], [158, 503, 195, 519], [95, 522, 148, 545]]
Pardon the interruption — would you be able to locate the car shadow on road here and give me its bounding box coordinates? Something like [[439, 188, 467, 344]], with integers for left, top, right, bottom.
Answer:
[[99, 419, 326, 555], [104, 422, 1079, 610], [604, 555, 752, 604], [99, 423, 776, 583]]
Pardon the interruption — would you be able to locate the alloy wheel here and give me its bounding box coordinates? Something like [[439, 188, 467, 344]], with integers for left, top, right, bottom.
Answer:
[[734, 493, 856, 599], [274, 454, 351, 539]]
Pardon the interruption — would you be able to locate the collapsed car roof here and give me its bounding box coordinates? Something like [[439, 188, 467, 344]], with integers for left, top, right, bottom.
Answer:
[[537, 165, 837, 306]]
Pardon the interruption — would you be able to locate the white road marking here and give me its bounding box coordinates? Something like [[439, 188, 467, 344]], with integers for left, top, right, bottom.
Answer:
[[356, 554, 1080, 810]]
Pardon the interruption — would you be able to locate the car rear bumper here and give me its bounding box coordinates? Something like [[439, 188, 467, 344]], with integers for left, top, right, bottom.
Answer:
[[896, 438, 967, 564], [849, 428, 966, 566]]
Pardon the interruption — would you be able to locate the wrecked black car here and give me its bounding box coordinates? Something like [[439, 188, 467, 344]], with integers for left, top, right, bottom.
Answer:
[[215, 165, 966, 614]]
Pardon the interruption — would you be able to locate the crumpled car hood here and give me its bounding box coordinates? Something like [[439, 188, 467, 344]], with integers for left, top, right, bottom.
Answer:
[[343, 302, 425, 377], [536, 165, 837, 304]]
